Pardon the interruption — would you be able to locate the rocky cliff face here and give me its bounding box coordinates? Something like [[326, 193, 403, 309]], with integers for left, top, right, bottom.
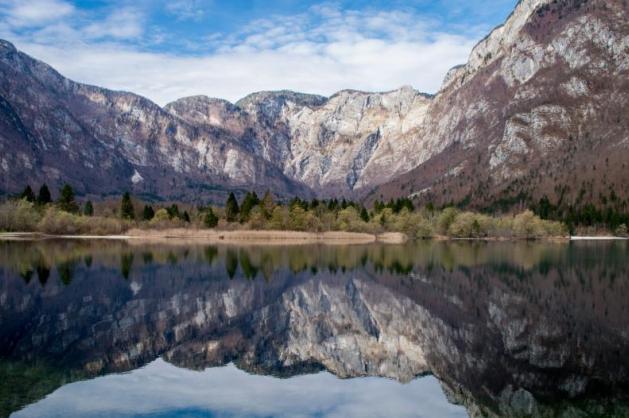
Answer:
[[0, 41, 308, 202], [369, 0, 629, 210], [1, 0, 628, 206], [164, 87, 431, 196]]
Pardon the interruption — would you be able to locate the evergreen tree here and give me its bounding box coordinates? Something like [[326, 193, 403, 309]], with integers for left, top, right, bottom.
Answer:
[[260, 191, 275, 219], [20, 185, 35, 202], [360, 206, 370, 222], [167, 204, 180, 219], [120, 192, 135, 220], [57, 184, 79, 213], [83, 200, 94, 216], [182, 211, 191, 223], [37, 184, 52, 205], [225, 192, 240, 222], [240, 191, 260, 223], [204, 207, 219, 228], [142, 205, 155, 221]]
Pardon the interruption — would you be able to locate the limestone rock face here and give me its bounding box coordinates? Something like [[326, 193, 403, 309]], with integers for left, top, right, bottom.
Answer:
[[0, 45, 307, 202], [371, 0, 629, 208]]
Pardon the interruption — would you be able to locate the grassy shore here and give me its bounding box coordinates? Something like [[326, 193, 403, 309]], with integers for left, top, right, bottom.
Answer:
[[0, 198, 578, 242]]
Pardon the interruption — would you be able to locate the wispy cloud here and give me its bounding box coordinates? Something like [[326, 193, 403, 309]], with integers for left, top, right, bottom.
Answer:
[[83, 8, 144, 40], [0, 1, 489, 105], [0, 0, 75, 27], [166, 0, 207, 21]]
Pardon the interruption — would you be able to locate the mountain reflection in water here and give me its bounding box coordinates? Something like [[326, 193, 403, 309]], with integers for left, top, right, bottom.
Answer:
[[0, 240, 628, 417]]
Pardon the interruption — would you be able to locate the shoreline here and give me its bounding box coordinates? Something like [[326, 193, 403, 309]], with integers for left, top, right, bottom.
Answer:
[[0, 230, 625, 244], [0, 230, 408, 245]]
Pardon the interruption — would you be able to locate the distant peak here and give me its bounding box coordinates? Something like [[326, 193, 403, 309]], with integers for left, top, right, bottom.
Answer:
[[166, 95, 234, 107], [236, 90, 328, 109], [0, 39, 17, 54]]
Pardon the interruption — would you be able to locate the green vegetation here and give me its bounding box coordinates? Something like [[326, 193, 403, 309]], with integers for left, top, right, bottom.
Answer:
[[0, 184, 571, 238], [142, 205, 155, 221], [37, 184, 51, 205], [530, 194, 629, 235], [83, 201, 94, 216], [120, 192, 135, 220], [203, 207, 219, 228], [57, 184, 79, 213]]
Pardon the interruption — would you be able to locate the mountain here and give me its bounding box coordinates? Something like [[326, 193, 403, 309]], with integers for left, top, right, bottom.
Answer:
[[1, 0, 628, 208], [368, 0, 629, 213], [0, 40, 308, 202]]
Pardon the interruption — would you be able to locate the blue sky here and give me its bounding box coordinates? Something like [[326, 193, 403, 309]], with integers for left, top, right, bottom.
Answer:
[[15, 360, 467, 418], [0, 0, 517, 104]]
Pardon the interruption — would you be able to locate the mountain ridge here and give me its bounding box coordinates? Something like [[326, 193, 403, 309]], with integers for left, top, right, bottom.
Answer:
[[1, 0, 628, 212]]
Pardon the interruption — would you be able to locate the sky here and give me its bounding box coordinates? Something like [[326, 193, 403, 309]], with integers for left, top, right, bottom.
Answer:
[[0, 0, 517, 105], [15, 359, 467, 417]]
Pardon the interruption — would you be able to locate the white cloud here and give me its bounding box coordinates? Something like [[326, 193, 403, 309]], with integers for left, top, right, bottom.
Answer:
[[83, 8, 144, 40], [14, 360, 467, 418], [1, 3, 486, 106], [166, 0, 206, 21], [0, 0, 75, 27]]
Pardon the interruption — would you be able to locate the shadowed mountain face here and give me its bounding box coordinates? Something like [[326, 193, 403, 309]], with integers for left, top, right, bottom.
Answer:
[[1, 240, 628, 417], [2, 0, 628, 205]]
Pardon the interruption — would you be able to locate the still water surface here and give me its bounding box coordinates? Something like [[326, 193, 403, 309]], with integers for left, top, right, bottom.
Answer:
[[0, 240, 628, 417]]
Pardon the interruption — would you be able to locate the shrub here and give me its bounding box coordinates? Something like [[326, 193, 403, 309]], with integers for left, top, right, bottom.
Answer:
[[512, 210, 566, 238], [247, 207, 268, 229], [269, 206, 289, 230], [37, 207, 126, 235], [336, 207, 363, 232], [447, 212, 491, 238], [616, 224, 628, 237], [415, 217, 434, 239], [152, 209, 169, 221], [0, 200, 41, 231], [437, 207, 459, 235]]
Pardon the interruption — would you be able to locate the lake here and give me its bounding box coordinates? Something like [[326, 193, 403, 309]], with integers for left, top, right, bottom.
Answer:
[[1, 239, 628, 417]]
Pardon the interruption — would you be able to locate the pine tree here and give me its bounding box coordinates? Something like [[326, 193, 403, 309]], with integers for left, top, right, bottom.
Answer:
[[37, 184, 52, 205], [360, 206, 370, 222], [142, 205, 155, 221], [204, 207, 219, 228], [182, 211, 190, 223], [57, 184, 79, 213], [260, 191, 275, 219], [20, 185, 35, 202], [167, 204, 180, 219], [240, 191, 260, 223], [120, 192, 135, 220], [225, 192, 240, 222], [83, 201, 94, 216]]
